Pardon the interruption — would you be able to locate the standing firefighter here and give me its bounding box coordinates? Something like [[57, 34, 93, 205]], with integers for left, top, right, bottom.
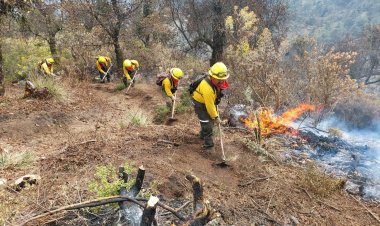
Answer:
[[191, 62, 229, 149], [123, 59, 140, 87], [96, 56, 111, 82], [39, 58, 56, 77], [156, 68, 183, 107]]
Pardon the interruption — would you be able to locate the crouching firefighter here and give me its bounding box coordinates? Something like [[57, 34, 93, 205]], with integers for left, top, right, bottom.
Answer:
[[156, 68, 184, 108], [191, 62, 229, 149], [96, 56, 111, 82], [39, 58, 56, 77], [123, 59, 140, 87]]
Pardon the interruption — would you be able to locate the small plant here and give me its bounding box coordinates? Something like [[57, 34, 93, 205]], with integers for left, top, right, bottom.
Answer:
[[245, 138, 277, 162], [175, 91, 192, 113], [88, 162, 135, 198], [154, 105, 170, 123], [0, 151, 35, 168], [114, 82, 126, 91], [123, 108, 151, 127], [301, 163, 344, 197]]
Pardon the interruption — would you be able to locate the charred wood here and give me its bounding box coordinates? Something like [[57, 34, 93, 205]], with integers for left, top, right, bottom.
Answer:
[[128, 165, 145, 197], [118, 166, 129, 210], [140, 196, 159, 226], [183, 175, 212, 226], [24, 81, 50, 99]]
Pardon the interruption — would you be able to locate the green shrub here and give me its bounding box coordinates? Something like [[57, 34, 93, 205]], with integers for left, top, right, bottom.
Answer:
[[175, 91, 192, 113], [3, 38, 51, 82], [88, 163, 135, 198]]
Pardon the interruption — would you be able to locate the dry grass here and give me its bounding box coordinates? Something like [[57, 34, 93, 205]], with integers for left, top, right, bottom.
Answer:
[[300, 163, 344, 197], [0, 151, 35, 168], [119, 107, 152, 128]]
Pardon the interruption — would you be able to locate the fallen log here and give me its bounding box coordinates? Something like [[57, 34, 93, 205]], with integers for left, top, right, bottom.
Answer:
[[20, 196, 186, 225]]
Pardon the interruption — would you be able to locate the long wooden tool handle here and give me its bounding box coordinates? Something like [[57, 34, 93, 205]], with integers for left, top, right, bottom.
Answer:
[[171, 93, 176, 118], [102, 64, 113, 81], [218, 122, 226, 160], [125, 73, 137, 94]]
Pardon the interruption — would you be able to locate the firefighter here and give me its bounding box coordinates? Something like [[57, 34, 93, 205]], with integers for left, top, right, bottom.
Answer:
[[96, 56, 111, 82], [158, 68, 183, 108], [40, 58, 56, 77], [123, 59, 140, 87], [192, 62, 229, 149]]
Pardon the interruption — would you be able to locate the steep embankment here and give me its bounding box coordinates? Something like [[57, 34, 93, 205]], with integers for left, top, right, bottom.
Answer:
[[1, 79, 379, 225]]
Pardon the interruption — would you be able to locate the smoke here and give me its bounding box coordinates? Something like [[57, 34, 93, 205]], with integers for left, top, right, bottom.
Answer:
[[318, 117, 380, 200]]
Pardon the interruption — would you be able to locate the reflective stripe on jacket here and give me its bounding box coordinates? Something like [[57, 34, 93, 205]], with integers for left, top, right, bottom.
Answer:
[[192, 77, 218, 119]]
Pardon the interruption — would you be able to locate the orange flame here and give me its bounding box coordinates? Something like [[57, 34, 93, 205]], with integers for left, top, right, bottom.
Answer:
[[239, 104, 317, 137]]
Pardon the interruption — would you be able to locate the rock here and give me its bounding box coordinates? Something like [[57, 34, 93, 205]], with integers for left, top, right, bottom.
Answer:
[[14, 174, 41, 191], [206, 213, 227, 226], [0, 178, 7, 187], [344, 180, 361, 195]]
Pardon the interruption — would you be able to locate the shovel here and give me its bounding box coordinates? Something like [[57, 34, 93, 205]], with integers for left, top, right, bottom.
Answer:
[[215, 108, 230, 167], [101, 64, 113, 82], [166, 93, 178, 125], [125, 72, 139, 95]]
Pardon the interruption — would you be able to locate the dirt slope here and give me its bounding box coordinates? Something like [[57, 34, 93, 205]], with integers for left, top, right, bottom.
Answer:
[[1, 79, 379, 225]]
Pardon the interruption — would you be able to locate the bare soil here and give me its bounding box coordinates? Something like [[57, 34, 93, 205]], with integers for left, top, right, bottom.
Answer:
[[1, 79, 379, 225]]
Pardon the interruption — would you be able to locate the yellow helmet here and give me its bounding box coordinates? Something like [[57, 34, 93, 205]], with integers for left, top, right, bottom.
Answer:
[[123, 59, 132, 68], [46, 58, 55, 64], [208, 62, 229, 80], [170, 68, 183, 80], [98, 56, 107, 64], [131, 60, 139, 68]]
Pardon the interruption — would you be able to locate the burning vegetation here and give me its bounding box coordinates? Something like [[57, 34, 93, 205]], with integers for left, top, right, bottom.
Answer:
[[239, 103, 318, 137]]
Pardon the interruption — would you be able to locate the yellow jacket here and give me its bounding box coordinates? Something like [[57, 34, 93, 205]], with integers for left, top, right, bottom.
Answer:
[[192, 77, 218, 119], [123, 65, 137, 80], [40, 62, 53, 76], [162, 77, 174, 97], [96, 61, 108, 74]]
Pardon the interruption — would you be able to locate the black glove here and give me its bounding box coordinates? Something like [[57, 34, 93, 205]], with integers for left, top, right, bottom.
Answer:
[[171, 87, 177, 94]]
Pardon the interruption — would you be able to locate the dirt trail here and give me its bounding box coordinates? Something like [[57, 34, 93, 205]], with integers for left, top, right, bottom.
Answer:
[[1, 80, 380, 225]]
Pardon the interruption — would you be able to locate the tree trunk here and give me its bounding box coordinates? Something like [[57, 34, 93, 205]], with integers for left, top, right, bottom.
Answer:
[[210, 0, 226, 66], [48, 35, 58, 64], [113, 36, 123, 72], [0, 40, 4, 96]]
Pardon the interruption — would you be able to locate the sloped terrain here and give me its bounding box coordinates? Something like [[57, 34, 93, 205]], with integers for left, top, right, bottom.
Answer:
[[1, 79, 380, 225]]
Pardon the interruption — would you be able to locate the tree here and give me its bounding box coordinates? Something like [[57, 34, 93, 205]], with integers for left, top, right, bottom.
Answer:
[[0, 0, 25, 96], [78, 0, 141, 69], [168, 0, 288, 65], [20, 0, 63, 62]]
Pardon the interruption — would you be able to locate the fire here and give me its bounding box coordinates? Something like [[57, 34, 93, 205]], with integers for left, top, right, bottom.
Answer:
[[239, 104, 317, 137]]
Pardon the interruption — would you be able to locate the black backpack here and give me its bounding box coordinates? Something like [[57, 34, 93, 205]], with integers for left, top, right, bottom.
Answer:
[[188, 74, 209, 95]]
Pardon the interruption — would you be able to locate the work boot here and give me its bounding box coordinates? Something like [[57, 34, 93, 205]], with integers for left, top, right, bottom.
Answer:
[[202, 138, 214, 149]]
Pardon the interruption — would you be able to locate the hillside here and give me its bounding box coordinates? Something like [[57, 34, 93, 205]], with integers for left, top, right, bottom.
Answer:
[[1, 78, 380, 225], [289, 0, 380, 43]]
